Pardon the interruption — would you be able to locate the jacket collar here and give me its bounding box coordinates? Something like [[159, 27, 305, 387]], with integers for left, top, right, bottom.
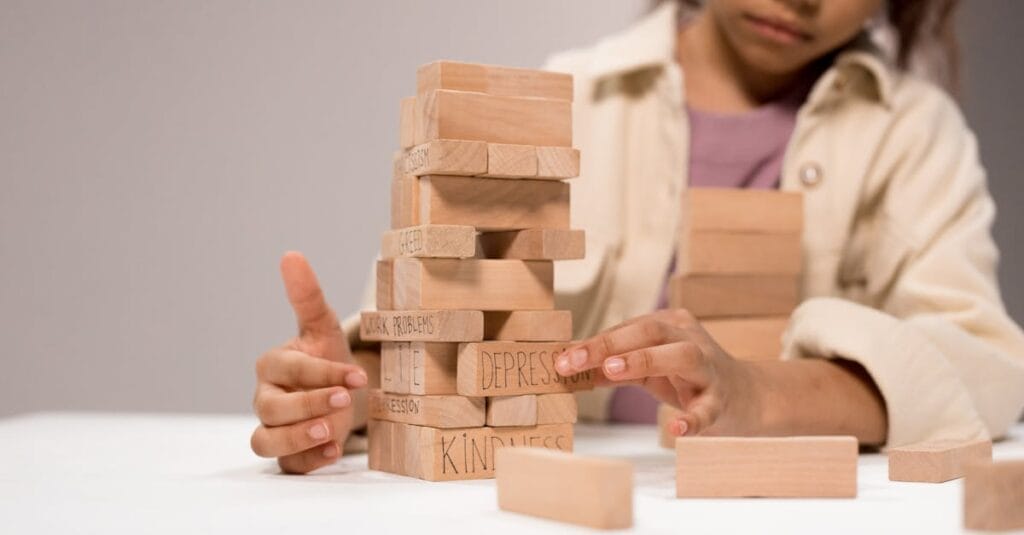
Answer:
[[585, 1, 894, 108]]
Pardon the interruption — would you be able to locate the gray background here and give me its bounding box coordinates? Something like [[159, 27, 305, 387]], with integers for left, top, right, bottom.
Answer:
[[1, 1, 1021, 417]]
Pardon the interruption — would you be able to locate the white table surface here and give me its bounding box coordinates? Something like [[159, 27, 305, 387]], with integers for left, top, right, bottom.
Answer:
[[1, 413, 1022, 534]]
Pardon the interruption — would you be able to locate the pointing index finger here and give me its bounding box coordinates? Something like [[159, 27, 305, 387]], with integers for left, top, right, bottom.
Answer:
[[280, 251, 339, 335]]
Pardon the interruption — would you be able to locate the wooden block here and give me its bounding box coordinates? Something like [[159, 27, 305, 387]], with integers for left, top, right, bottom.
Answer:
[[376, 260, 394, 310], [458, 342, 593, 396], [483, 310, 573, 342], [677, 231, 802, 276], [360, 310, 484, 342], [669, 274, 800, 318], [389, 176, 418, 229], [477, 229, 584, 260], [676, 436, 858, 498], [496, 448, 633, 530], [684, 188, 803, 234], [380, 225, 477, 259], [370, 420, 574, 481], [964, 460, 1024, 531], [487, 395, 538, 427], [369, 389, 485, 428], [417, 90, 572, 147], [380, 341, 458, 395], [386, 258, 554, 311], [535, 147, 580, 179], [483, 143, 537, 178], [402, 139, 487, 177], [701, 317, 788, 361], [536, 393, 577, 425], [367, 419, 386, 471], [888, 439, 992, 483], [657, 403, 683, 449], [417, 175, 570, 231], [417, 60, 573, 102], [399, 96, 417, 149]]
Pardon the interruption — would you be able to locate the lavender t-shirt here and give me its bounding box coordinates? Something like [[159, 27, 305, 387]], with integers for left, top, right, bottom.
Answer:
[[607, 96, 801, 424]]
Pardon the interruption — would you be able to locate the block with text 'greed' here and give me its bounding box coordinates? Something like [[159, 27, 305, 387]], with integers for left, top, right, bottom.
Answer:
[[417, 60, 574, 102], [416, 89, 572, 147], [457, 342, 593, 397], [376, 258, 554, 311], [381, 225, 477, 259], [368, 390, 484, 429]]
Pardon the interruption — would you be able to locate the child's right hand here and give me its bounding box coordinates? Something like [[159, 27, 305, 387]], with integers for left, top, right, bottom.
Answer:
[[250, 252, 369, 474]]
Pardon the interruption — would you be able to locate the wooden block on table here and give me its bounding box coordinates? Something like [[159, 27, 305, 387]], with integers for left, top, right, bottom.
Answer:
[[535, 146, 580, 179], [378, 258, 554, 311], [701, 316, 788, 361], [399, 96, 417, 149], [389, 176, 418, 229], [677, 231, 802, 276], [684, 188, 803, 234], [483, 310, 573, 342], [496, 448, 633, 530], [482, 143, 537, 178], [369, 389, 485, 428], [360, 310, 483, 342], [416, 89, 572, 147], [417, 175, 570, 231], [536, 393, 577, 424], [964, 460, 1024, 531], [477, 229, 584, 260], [487, 395, 538, 427], [402, 139, 487, 177], [380, 225, 477, 259], [369, 420, 574, 481], [888, 439, 992, 483], [380, 341, 458, 395], [657, 403, 683, 449], [669, 274, 800, 318], [417, 60, 573, 102], [676, 436, 858, 498], [458, 341, 593, 396]]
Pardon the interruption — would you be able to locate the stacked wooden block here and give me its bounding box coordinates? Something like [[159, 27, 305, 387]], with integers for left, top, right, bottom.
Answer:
[[362, 61, 593, 481]]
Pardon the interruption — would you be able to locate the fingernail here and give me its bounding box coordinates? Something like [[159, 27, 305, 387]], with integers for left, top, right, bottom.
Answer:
[[308, 422, 329, 440], [604, 357, 626, 375], [346, 371, 367, 388], [676, 418, 689, 436], [569, 348, 588, 368], [322, 442, 340, 458], [329, 391, 351, 408], [555, 356, 572, 375]]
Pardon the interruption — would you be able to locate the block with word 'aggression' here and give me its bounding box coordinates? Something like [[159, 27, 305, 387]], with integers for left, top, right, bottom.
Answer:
[[361, 310, 483, 343], [496, 448, 633, 530], [964, 460, 1024, 531], [482, 310, 573, 342], [677, 231, 802, 276], [669, 274, 800, 318], [888, 439, 992, 483], [487, 395, 537, 427], [684, 188, 803, 234], [417, 60, 574, 102], [702, 317, 788, 361], [477, 229, 584, 260], [417, 175, 570, 231], [377, 258, 554, 311], [416, 90, 572, 147], [380, 342, 458, 395], [369, 390, 484, 428], [676, 436, 858, 498], [368, 419, 573, 481], [457, 342, 593, 396]]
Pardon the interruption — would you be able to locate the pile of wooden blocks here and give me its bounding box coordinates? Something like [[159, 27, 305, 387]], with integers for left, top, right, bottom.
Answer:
[[363, 60, 593, 481]]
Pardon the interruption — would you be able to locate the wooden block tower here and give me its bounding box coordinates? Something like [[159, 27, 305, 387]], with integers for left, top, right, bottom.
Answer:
[[361, 60, 593, 481]]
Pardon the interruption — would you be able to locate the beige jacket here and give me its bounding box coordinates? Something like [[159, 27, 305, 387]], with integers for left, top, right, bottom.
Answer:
[[348, 3, 1024, 447]]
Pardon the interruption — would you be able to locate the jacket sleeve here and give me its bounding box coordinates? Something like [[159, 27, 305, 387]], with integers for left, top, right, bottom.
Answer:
[[783, 81, 1024, 446]]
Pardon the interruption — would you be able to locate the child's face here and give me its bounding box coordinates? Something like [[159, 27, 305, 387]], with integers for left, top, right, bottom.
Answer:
[[707, 0, 883, 75]]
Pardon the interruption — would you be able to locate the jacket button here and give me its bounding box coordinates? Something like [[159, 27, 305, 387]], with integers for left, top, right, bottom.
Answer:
[[799, 162, 823, 188]]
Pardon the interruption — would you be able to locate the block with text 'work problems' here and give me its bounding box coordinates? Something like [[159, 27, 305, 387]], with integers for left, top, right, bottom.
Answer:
[[963, 460, 1024, 531], [458, 342, 594, 397], [888, 438, 992, 483]]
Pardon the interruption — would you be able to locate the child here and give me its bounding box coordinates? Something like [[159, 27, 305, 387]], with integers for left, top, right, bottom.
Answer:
[[250, 0, 1024, 474]]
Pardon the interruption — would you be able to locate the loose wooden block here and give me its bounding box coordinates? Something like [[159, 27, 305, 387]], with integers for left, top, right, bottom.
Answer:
[[417, 60, 573, 102], [369, 420, 574, 481], [360, 310, 484, 342], [380, 341, 458, 395], [402, 139, 488, 177], [701, 317, 788, 361], [380, 258, 554, 311], [677, 231, 802, 276], [487, 395, 538, 427], [657, 403, 683, 449], [676, 436, 858, 498], [496, 448, 633, 530], [482, 310, 573, 342], [417, 89, 572, 147], [457, 342, 593, 396], [477, 229, 585, 260], [399, 96, 417, 149], [536, 393, 577, 424], [669, 274, 800, 318], [482, 143, 537, 178], [389, 175, 418, 229], [887, 439, 992, 483], [380, 225, 477, 259], [417, 175, 570, 232], [535, 146, 580, 179], [369, 389, 485, 428], [964, 460, 1024, 531], [684, 188, 803, 234]]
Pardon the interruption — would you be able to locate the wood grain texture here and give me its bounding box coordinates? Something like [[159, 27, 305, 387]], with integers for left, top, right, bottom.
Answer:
[[701, 317, 788, 361], [684, 188, 803, 234], [486, 395, 538, 427], [888, 439, 992, 483], [369, 390, 485, 428], [964, 460, 1024, 531], [477, 229, 584, 260], [458, 341, 593, 396], [376, 260, 394, 310], [380, 341, 458, 395], [360, 310, 483, 342], [402, 139, 487, 177], [657, 403, 683, 449], [535, 146, 580, 179], [496, 448, 633, 530], [483, 143, 537, 178], [676, 436, 858, 498], [388, 258, 554, 311], [417, 175, 570, 232], [677, 231, 802, 276], [380, 225, 477, 259], [482, 310, 573, 342], [417, 60, 573, 102], [417, 89, 572, 147], [536, 393, 578, 425], [389, 176, 419, 229], [399, 96, 417, 149], [669, 274, 800, 318]]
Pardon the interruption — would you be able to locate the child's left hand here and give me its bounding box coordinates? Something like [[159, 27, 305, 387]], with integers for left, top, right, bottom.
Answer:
[[554, 309, 762, 437]]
